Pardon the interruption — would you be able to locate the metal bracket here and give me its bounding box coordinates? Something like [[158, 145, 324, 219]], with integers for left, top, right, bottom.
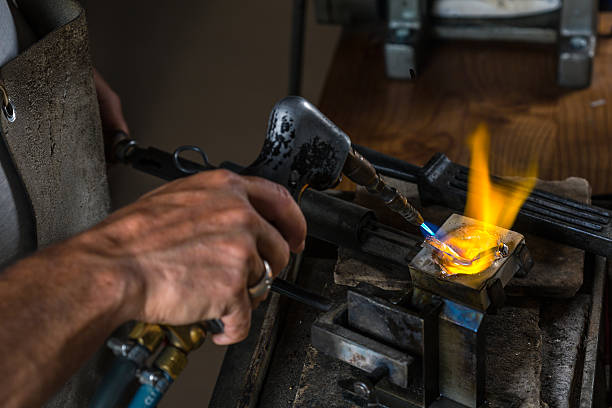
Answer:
[[385, 0, 429, 79], [558, 0, 598, 88], [310, 284, 487, 407], [311, 304, 416, 388]]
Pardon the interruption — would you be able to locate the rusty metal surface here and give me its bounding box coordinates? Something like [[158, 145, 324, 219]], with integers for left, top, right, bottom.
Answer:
[[312, 304, 415, 388], [482, 299, 542, 407], [578, 255, 607, 408], [540, 295, 590, 408]]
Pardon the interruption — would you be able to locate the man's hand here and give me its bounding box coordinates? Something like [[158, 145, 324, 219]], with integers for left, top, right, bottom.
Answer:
[[0, 170, 306, 407], [78, 169, 306, 344]]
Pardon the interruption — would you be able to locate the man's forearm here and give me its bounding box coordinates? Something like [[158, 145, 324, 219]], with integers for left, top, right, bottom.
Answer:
[[0, 237, 135, 408], [0, 169, 307, 407]]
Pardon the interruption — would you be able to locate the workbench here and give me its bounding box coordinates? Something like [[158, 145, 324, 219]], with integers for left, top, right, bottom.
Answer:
[[209, 16, 612, 408]]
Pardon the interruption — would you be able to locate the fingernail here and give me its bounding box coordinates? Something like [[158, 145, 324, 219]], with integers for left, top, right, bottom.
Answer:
[[212, 334, 228, 345]]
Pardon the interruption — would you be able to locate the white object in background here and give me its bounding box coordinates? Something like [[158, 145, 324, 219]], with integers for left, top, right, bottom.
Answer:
[[433, 0, 561, 18]]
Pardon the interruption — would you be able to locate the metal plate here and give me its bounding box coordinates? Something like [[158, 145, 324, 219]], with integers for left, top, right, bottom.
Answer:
[[311, 304, 415, 388]]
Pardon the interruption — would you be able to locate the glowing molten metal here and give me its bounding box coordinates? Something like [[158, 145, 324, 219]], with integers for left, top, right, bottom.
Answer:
[[434, 124, 537, 275]]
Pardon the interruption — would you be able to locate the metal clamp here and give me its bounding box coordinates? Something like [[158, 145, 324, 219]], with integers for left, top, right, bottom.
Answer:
[[385, 0, 428, 80], [558, 0, 597, 88], [106, 337, 150, 366], [137, 368, 172, 393]]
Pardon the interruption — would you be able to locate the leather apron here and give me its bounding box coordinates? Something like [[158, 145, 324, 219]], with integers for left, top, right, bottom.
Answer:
[[0, 0, 111, 406]]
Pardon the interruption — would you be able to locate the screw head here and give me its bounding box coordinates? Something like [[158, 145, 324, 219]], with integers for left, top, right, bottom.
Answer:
[[353, 381, 371, 398], [394, 28, 410, 42], [569, 36, 588, 50]]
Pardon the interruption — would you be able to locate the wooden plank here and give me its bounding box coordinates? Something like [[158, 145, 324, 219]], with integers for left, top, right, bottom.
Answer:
[[319, 16, 612, 194]]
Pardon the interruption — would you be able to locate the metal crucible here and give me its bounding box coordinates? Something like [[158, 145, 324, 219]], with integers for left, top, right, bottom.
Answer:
[[410, 213, 533, 312]]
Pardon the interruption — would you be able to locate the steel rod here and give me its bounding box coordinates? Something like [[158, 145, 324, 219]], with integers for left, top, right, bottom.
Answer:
[[271, 278, 333, 312]]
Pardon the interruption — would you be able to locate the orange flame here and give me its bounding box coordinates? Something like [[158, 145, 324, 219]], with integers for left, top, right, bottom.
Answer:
[[464, 124, 537, 230], [437, 124, 537, 275]]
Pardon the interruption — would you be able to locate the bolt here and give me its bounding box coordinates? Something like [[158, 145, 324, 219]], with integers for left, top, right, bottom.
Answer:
[[401, 8, 416, 20], [353, 381, 371, 398], [394, 28, 410, 42], [569, 36, 588, 50]]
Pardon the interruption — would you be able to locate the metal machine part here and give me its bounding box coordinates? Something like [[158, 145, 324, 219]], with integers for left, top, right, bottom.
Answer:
[[311, 283, 486, 408], [558, 0, 598, 88], [433, 0, 562, 18], [385, 0, 429, 79], [312, 212, 533, 407], [312, 303, 417, 389], [246, 97, 427, 228], [410, 214, 532, 312], [314, 0, 597, 88]]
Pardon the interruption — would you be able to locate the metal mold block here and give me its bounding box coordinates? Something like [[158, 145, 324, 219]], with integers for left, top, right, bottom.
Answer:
[[347, 286, 442, 406], [410, 213, 530, 311]]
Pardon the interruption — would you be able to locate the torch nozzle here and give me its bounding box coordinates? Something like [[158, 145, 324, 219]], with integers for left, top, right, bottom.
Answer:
[[343, 148, 425, 228], [420, 222, 436, 237]]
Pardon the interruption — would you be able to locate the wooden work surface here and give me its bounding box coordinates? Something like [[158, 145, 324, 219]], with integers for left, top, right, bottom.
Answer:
[[318, 15, 612, 195]]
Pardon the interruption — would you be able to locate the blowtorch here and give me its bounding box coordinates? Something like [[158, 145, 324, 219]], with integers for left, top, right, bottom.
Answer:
[[92, 96, 469, 408]]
